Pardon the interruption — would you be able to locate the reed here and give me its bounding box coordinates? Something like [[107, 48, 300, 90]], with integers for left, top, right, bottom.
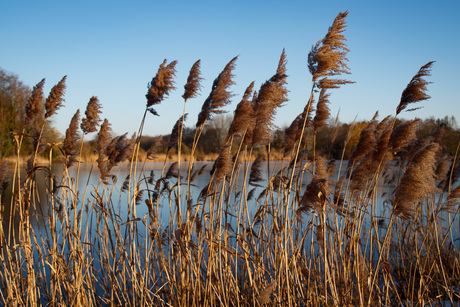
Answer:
[[1, 11, 459, 307]]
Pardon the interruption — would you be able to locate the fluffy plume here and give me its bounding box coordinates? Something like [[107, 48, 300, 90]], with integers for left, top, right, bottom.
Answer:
[[45, 75, 66, 118], [252, 50, 288, 146], [313, 88, 331, 132], [165, 162, 181, 180], [440, 185, 460, 214], [388, 119, 420, 152], [146, 59, 178, 112], [396, 61, 434, 115], [308, 11, 353, 88], [393, 143, 440, 219], [259, 281, 277, 305], [227, 82, 255, 140], [96, 119, 111, 182], [283, 113, 303, 156], [106, 133, 136, 171], [347, 113, 379, 167], [284, 93, 315, 156], [249, 155, 264, 187], [298, 177, 328, 216], [213, 142, 233, 185], [435, 156, 453, 183], [190, 164, 207, 182], [81, 96, 102, 134], [350, 158, 375, 192], [168, 114, 187, 152], [146, 137, 161, 160], [183, 60, 203, 100], [25, 78, 45, 127], [196, 56, 237, 127], [63, 110, 81, 168], [315, 156, 329, 179]]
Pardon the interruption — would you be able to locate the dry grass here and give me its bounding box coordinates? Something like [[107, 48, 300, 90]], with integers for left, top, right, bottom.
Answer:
[[1, 11, 459, 307]]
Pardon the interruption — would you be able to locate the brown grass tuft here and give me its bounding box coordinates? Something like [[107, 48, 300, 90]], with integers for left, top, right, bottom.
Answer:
[[146, 59, 178, 112], [96, 119, 111, 182], [81, 96, 102, 134], [106, 133, 136, 171], [183, 60, 203, 101], [393, 143, 441, 219], [168, 114, 187, 152], [252, 50, 288, 146], [196, 56, 237, 127], [348, 112, 378, 167], [388, 119, 420, 153], [308, 11, 353, 88], [249, 155, 264, 187], [25, 78, 45, 127], [396, 61, 434, 115], [313, 88, 331, 132], [213, 142, 233, 184], [259, 281, 277, 305], [45, 75, 67, 118], [227, 81, 255, 140], [63, 109, 80, 168]]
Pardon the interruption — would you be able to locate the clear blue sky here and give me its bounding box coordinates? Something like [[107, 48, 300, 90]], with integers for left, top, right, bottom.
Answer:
[[1, 0, 459, 137]]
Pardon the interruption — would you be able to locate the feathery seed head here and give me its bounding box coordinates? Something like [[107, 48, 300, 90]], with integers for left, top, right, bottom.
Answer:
[[25, 78, 46, 126], [146, 59, 178, 111], [81, 96, 102, 134], [45, 75, 67, 118], [196, 56, 237, 127], [183, 60, 203, 100], [63, 109, 81, 167], [396, 61, 434, 115]]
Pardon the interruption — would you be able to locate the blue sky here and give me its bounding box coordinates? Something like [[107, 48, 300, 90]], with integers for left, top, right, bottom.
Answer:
[[1, 0, 459, 137]]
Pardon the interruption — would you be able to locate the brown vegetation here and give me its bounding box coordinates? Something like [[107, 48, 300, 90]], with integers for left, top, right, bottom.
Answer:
[[0, 11, 459, 306]]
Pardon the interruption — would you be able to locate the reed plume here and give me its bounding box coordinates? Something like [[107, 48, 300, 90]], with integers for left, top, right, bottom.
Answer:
[[45, 75, 67, 118], [313, 88, 331, 132], [183, 60, 203, 100], [146, 59, 178, 114], [165, 162, 181, 180], [396, 61, 434, 115], [63, 109, 80, 168], [168, 114, 187, 152], [96, 119, 111, 182], [249, 155, 264, 187], [284, 93, 315, 156], [283, 113, 303, 156], [298, 177, 328, 216], [347, 113, 378, 167], [308, 11, 352, 88], [393, 142, 440, 219], [252, 50, 288, 146], [196, 56, 237, 127], [388, 119, 420, 153], [440, 185, 460, 213], [81, 96, 102, 134], [25, 78, 45, 127], [146, 137, 161, 160], [259, 281, 277, 305], [227, 81, 255, 140], [213, 142, 233, 185], [106, 133, 136, 171]]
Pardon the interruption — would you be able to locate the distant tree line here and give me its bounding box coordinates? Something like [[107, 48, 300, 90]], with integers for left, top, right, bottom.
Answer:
[[137, 114, 459, 161], [1, 67, 458, 161], [0, 68, 61, 158]]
